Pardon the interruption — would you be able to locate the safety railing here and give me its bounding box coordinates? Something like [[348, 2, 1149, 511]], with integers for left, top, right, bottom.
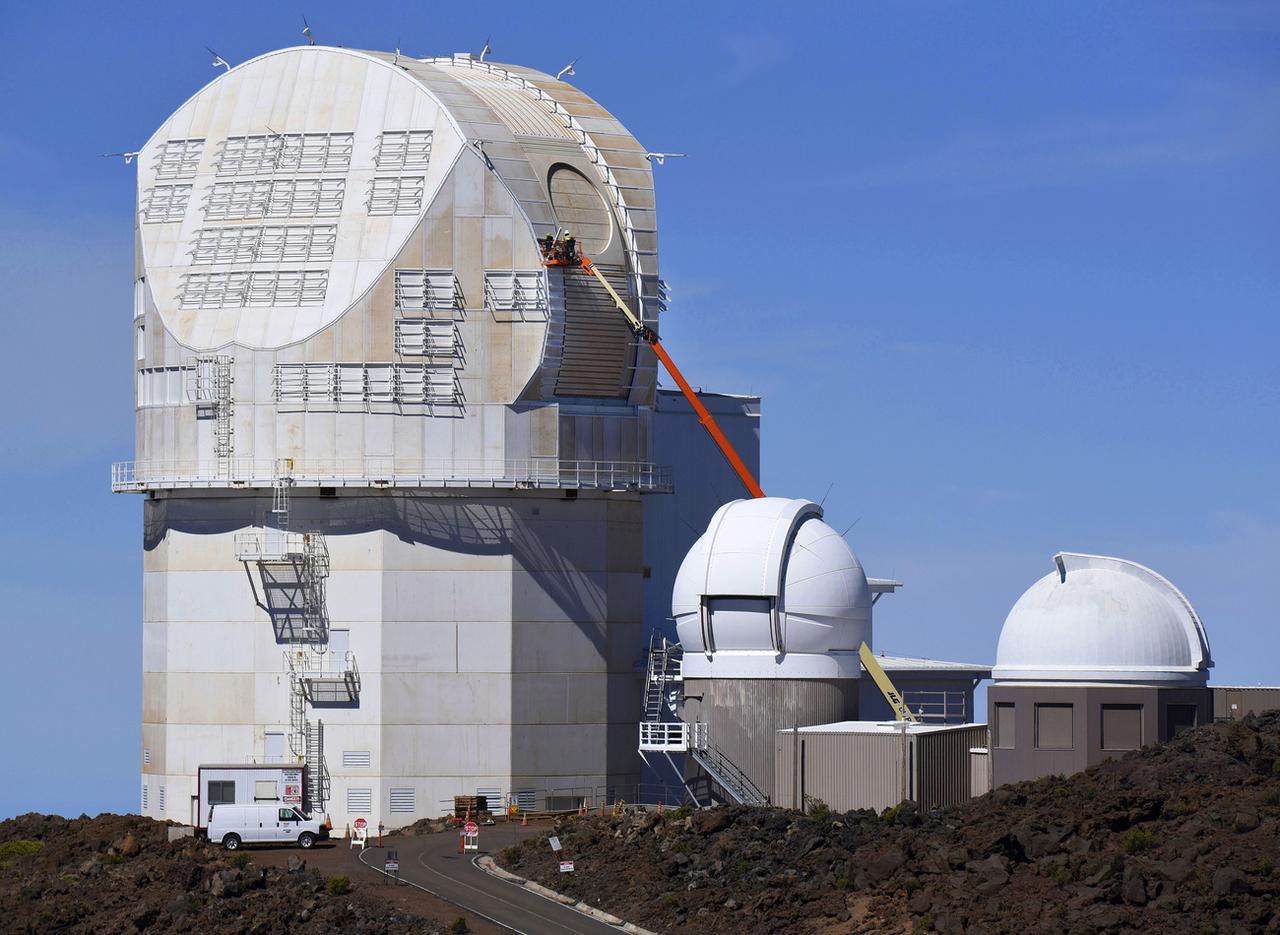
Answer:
[[902, 690, 969, 724], [111, 458, 672, 493], [639, 721, 689, 752]]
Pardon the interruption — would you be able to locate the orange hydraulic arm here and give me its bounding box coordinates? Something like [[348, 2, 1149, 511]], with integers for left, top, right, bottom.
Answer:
[[577, 255, 765, 499]]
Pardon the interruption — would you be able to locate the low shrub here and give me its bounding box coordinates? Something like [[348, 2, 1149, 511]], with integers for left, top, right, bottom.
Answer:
[[326, 875, 351, 895], [1121, 828, 1157, 854], [0, 840, 43, 864], [805, 796, 831, 821]]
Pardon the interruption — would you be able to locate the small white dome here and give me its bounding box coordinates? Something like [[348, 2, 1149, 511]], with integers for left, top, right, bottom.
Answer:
[[993, 552, 1212, 684], [673, 498, 872, 679]]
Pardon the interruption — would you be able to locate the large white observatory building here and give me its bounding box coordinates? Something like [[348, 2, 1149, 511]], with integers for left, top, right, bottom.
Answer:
[[116, 45, 686, 826]]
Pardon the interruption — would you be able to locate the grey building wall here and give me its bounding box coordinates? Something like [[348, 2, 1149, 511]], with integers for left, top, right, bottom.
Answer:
[[682, 677, 856, 804], [987, 684, 1212, 787], [1213, 687, 1280, 721], [642, 389, 761, 645], [774, 724, 987, 814], [143, 487, 642, 822]]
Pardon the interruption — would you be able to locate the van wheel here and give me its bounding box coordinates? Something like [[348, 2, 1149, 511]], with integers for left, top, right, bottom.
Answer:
[[298, 832, 315, 849], [222, 834, 241, 851]]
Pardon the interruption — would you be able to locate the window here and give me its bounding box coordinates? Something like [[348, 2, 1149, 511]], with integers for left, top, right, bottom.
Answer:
[[254, 780, 279, 801], [347, 788, 372, 813], [204, 178, 345, 220], [136, 324, 145, 362], [994, 703, 1016, 749], [390, 789, 415, 813], [142, 748, 151, 765], [1101, 704, 1144, 751], [484, 271, 547, 313], [217, 132, 353, 175], [133, 277, 147, 320], [1034, 703, 1074, 750], [208, 780, 236, 805], [279, 808, 300, 822], [137, 366, 192, 407], [1165, 704, 1199, 741], [376, 130, 433, 170], [141, 184, 192, 222], [342, 751, 371, 768], [367, 176, 425, 215], [155, 138, 204, 178], [394, 269, 462, 313], [178, 270, 328, 308]]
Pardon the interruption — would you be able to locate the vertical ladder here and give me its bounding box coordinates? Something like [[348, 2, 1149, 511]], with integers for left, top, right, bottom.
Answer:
[[194, 355, 235, 469]]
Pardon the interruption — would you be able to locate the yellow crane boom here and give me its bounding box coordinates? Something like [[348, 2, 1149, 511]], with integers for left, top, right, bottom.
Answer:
[[858, 643, 919, 723]]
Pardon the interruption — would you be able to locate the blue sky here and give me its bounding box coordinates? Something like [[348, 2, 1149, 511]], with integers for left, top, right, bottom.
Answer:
[[1, 1, 1276, 819]]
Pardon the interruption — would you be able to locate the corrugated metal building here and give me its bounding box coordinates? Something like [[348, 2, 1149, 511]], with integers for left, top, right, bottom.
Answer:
[[1214, 687, 1280, 721], [775, 721, 988, 814]]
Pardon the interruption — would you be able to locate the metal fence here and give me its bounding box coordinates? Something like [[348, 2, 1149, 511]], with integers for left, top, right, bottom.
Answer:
[[437, 782, 696, 816]]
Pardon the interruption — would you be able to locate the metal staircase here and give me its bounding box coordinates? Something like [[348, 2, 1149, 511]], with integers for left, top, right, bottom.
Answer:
[[233, 460, 350, 813], [688, 738, 769, 807]]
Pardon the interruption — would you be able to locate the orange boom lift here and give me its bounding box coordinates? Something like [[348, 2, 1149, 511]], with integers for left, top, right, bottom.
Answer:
[[542, 240, 920, 718], [541, 236, 765, 499]]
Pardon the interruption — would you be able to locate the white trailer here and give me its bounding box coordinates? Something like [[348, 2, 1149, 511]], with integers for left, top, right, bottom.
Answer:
[[195, 764, 308, 833]]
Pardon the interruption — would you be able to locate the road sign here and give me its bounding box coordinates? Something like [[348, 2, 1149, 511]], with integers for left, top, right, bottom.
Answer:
[[548, 836, 562, 852], [385, 859, 399, 872], [559, 860, 575, 873], [464, 821, 479, 835], [462, 821, 479, 851], [353, 817, 368, 830]]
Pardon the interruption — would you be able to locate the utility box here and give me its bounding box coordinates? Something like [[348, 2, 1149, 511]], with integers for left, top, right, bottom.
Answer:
[[775, 721, 988, 814], [195, 764, 307, 832]]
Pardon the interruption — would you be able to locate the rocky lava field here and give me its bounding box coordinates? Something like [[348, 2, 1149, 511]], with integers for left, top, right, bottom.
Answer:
[[498, 712, 1280, 934], [0, 812, 450, 934]]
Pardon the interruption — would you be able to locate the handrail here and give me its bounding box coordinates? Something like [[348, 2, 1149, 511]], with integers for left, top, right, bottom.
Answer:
[[111, 457, 672, 493]]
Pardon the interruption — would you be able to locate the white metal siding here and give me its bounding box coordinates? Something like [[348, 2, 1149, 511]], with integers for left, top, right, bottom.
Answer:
[[347, 788, 372, 813]]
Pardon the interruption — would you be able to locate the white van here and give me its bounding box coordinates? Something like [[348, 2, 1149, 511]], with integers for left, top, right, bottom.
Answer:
[[208, 803, 327, 850]]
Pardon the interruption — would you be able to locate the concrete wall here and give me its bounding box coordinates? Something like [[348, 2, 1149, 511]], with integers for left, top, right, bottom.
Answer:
[[987, 684, 1212, 787], [139, 488, 642, 827], [682, 677, 856, 804]]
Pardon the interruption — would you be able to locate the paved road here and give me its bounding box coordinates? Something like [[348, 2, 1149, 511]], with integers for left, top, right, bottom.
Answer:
[[357, 823, 625, 935]]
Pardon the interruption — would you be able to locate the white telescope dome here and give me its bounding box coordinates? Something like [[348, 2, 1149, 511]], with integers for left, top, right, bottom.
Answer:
[[673, 498, 872, 679], [993, 552, 1212, 685]]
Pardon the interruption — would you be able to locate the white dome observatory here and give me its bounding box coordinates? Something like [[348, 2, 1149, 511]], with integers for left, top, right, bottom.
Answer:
[[993, 552, 1213, 685], [673, 498, 872, 679]]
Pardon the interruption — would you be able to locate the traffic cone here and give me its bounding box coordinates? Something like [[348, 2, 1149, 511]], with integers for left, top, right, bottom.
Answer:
[[521, 811, 528, 826]]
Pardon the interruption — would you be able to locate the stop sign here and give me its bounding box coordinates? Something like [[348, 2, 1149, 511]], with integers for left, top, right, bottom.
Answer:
[[464, 821, 478, 835], [354, 817, 368, 830]]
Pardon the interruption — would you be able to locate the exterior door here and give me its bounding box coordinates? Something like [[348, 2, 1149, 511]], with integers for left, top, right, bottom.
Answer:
[[327, 629, 350, 676], [277, 807, 300, 842], [265, 732, 285, 764]]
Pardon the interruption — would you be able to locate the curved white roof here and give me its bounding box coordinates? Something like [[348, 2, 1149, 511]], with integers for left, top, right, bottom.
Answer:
[[135, 47, 655, 351], [673, 498, 872, 679], [993, 552, 1213, 684]]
